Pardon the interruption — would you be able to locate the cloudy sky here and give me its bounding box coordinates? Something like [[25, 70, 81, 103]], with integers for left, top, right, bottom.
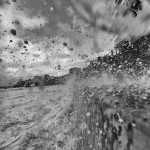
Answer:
[[0, 0, 115, 86]]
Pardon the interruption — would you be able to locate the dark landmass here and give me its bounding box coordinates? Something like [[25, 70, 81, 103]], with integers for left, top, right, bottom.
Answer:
[[0, 86, 13, 89], [82, 34, 150, 78], [5, 33, 150, 89], [12, 67, 82, 88]]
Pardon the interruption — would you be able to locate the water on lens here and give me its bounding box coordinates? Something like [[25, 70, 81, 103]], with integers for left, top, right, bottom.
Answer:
[[1, 0, 150, 150]]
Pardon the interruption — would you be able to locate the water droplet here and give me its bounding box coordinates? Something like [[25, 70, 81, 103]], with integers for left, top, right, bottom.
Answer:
[[63, 42, 67, 46], [50, 7, 53, 11], [10, 29, 16, 36], [24, 40, 28, 44], [86, 112, 91, 117]]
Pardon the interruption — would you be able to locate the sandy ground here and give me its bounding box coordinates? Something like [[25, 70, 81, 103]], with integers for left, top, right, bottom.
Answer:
[[0, 77, 77, 150], [1, 75, 150, 150]]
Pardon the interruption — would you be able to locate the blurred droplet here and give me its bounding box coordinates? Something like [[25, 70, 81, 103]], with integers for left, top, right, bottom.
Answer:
[[24, 41, 28, 44], [50, 7, 53, 11], [10, 29, 17, 36], [63, 42, 67, 46]]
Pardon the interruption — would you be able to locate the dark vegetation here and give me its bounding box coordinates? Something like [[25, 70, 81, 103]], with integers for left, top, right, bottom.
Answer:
[[2, 33, 150, 89], [12, 67, 81, 88], [82, 33, 150, 78]]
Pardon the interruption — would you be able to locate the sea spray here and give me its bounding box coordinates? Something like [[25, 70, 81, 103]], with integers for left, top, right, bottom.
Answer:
[[69, 0, 150, 50]]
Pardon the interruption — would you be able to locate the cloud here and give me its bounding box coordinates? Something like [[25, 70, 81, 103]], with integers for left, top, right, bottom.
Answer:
[[6, 67, 19, 73], [0, 1, 48, 30], [1, 40, 45, 64], [1, 51, 14, 63], [0, 34, 19, 49], [5, 67, 20, 78], [1, 36, 85, 78], [0, 1, 48, 80], [0, 0, 115, 84]]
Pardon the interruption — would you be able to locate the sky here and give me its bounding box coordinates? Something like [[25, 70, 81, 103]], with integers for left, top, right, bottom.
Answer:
[[0, 0, 115, 86]]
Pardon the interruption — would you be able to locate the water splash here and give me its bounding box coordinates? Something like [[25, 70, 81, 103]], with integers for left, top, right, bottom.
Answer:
[[69, 0, 150, 49]]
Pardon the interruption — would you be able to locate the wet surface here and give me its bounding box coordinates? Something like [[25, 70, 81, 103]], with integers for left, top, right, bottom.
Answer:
[[0, 81, 76, 150], [1, 1, 150, 150], [1, 74, 150, 150]]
